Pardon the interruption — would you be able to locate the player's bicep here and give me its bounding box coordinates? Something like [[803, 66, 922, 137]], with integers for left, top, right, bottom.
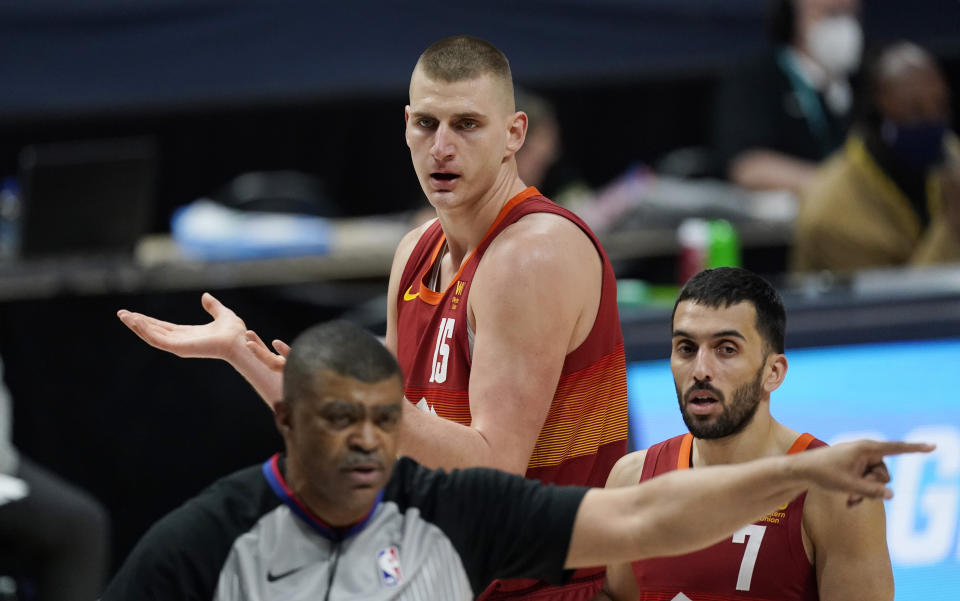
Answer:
[[467, 247, 582, 473], [809, 492, 893, 601]]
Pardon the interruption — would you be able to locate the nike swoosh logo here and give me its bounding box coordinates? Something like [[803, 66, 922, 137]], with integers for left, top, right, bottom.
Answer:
[[267, 566, 305, 582], [403, 285, 420, 301]]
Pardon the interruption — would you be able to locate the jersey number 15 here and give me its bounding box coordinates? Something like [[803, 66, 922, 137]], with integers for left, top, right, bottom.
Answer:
[[429, 318, 456, 384]]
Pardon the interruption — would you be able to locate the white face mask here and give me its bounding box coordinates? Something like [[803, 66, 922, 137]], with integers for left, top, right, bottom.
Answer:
[[806, 15, 863, 76]]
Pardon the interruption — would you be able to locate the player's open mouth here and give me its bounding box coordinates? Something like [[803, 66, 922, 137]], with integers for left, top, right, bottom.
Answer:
[[431, 173, 459, 181], [689, 395, 717, 405], [687, 392, 721, 415]]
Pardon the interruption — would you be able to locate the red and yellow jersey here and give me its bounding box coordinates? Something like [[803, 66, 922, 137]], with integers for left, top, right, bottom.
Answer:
[[632, 432, 826, 601], [395, 187, 628, 600]]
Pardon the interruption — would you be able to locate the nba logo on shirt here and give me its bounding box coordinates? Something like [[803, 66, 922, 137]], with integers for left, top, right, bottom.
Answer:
[[377, 546, 402, 587]]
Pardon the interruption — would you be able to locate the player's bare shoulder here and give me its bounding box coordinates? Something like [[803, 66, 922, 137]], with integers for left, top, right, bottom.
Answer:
[[606, 449, 648, 488], [393, 217, 438, 267], [471, 212, 602, 351], [477, 212, 601, 287]]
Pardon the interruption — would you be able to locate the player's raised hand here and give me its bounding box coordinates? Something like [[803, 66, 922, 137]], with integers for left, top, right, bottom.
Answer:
[[244, 330, 289, 372], [117, 292, 248, 362], [794, 440, 934, 505]]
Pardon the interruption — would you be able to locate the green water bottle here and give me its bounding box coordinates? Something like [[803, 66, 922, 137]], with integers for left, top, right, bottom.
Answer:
[[707, 219, 741, 269]]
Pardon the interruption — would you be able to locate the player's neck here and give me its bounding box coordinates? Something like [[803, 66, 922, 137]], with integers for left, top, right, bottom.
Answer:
[[436, 171, 527, 268], [691, 406, 795, 466]]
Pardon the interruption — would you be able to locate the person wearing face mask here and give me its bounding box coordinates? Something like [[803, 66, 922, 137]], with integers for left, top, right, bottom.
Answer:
[[713, 0, 862, 194], [791, 41, 960, 273]]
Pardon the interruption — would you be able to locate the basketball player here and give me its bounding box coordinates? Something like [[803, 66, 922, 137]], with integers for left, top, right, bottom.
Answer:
[[597, 267, 893, 601], [118, 36, 627, 599]]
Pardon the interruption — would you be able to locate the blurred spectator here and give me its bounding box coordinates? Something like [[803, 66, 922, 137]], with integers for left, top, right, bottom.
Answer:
[[0, 357, 109, 600], [713, 0, 862, 194], [792, 41, 960, 273], [515, 89, 593, 210]]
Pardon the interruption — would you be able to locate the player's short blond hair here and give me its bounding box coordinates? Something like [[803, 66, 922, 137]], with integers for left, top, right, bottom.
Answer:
[[415, 35, 515, 110]]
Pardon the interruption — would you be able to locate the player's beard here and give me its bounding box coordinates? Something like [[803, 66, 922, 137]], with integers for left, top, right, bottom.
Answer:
[[676, 365, 765, 440]]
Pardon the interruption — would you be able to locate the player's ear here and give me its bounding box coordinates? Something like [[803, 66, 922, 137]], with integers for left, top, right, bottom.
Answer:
[[505, 110, 527, 159], [404, 106, 414, 149], [763, 353, 788, 393]]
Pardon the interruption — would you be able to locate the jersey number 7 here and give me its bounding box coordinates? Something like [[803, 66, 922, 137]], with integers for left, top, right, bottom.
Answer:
[[731, 524, 766, 591]]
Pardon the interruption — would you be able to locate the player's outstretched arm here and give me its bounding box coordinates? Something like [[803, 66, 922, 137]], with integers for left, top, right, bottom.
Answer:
[[564, 440, 933, 569], [117, 292, 283, 408]]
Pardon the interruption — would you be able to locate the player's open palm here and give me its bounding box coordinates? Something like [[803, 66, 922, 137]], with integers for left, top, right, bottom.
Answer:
[[117, 292, 247, 362]]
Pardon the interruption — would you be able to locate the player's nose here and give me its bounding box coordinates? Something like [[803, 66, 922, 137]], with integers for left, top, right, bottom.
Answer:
[[430, 123, 456, 161], [691, 348, 713, 382]]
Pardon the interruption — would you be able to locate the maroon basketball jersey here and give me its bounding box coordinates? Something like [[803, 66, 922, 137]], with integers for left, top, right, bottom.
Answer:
[[395, 187, 628, 600], [631, 432, 825, 601]]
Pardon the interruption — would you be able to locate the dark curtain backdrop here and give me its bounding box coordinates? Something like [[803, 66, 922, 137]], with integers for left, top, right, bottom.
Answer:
[[1, 0, 957, 118]]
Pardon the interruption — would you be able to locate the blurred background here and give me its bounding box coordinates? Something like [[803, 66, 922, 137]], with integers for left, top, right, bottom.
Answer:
[[0, 0, 958, 598]]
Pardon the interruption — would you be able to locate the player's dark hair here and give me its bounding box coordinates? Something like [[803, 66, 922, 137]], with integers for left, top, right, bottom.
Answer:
[[283, 320, 401, 404], [767, 0, 796, 46], [673, 267, 786, 353], [417, 35, 513, 88]]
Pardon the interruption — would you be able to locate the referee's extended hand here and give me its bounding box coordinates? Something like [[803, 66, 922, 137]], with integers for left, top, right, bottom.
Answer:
[[793, 439, 935, 506]]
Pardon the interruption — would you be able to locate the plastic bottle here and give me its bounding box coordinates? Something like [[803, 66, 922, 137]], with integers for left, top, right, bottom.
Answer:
[[676, 218, 709, 284], [707, 219, 741, 269]]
